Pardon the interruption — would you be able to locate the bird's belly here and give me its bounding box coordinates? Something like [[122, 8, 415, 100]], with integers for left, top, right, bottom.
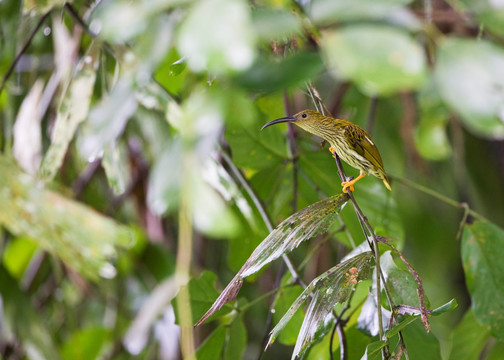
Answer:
[[330, 142, 374, 174]]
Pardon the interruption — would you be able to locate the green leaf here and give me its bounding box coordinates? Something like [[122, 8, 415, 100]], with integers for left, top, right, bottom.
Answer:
[[2, 237, 38, 280], [233, 52, 324, 93], [272, 283, 305, 345], [240, 193, 350, 278], [252, 8, 301, 41], [311, 0, 415, 26], [435, 38, 504, 139], [462, 220, 504, 339], [196, 194, 350, 326], [381, 251, 427, 308], [178, 0, 256, 73], [0, 156, 132, 280], [39, 41, 100, 181], [362, 340, 387, 360], [400, 320, 441, 360], [460, 0, 504, 37], [196, 326, 226, 360], [431, 298, 458, 316], [449, 309, 490, 360], [0, 267, 60, 360], [321, 25, 427, 95], [174, 270, 234, 325], [268, 252, 374, 359], [415, 81, 452, 161], [224, 316, 247, 360], [78, 77, 137, 161], [61, 327, 109, 360]]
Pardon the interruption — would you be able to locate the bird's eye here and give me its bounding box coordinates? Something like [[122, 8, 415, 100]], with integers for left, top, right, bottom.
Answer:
[[302, 113, 307, 118]]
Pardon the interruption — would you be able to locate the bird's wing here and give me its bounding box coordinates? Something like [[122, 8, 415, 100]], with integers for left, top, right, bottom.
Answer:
[[344, 125, 385, 171]]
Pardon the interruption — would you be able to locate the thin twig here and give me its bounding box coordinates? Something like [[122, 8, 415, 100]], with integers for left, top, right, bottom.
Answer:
[[308, 82, 392, 357], [394, 176, 487, 222], [366, 97, 378, 134], [0, 11, 52, 95], [219, 150, 306, 287], [329, 288, 356, 360], [258, 262, 286, 360]]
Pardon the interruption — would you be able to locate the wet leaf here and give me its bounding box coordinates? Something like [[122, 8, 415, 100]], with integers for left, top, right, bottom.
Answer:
[[40, 42, 100, 180], [321, 25, 427, 95], [178, 0, 256, 73], [195, 194, 350, 326], [0, 156, 132, 280], [78, 77, 138, 161], [435, 38, 504, 139], [268, 252, 374, 359]]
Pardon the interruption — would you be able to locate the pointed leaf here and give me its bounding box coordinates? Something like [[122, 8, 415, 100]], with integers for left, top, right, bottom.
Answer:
[[40, 42, 100, 180], [196, 194, 349, 326], [268, 252, 374, 359]]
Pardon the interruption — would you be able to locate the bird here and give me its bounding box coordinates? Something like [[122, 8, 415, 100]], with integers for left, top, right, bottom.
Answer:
[[262, 109, 391, 193]]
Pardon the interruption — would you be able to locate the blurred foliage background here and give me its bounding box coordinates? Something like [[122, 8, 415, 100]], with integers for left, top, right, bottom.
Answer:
[[1, 0, 504, 359]]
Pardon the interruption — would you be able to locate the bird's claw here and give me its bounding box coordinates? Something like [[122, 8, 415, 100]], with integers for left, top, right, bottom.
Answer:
[[341, 181, 355, 193], [329, 146, 336, 158]]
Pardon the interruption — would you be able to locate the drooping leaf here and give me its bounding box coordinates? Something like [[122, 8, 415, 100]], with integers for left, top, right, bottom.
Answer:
[[321, 25, 427, 96], [268, 252, 374, 359], [13, 80, 44, 174], [462, 220, 504, 339], [40, 41, 100, 180], [195, 194, 350, 326], [435, 38, 504, 139], [78, 76, 138, 161], [0, 156, 132, 280]]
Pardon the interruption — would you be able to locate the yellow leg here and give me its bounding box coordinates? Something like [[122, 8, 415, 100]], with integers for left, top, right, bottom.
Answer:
[[341, 173, 366, 193], [329, 146, 336, 158]]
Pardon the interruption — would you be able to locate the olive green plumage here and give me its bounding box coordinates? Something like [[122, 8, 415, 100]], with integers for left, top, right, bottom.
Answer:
[[262, 109, 391, 193]]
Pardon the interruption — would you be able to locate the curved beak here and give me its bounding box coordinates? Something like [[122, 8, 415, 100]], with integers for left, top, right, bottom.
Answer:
[[261, 116, 296, 130]]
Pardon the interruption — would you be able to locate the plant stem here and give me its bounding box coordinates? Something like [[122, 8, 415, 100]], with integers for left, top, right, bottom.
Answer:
[[219, 150, 306, 287], [394, 176, 487, 221]]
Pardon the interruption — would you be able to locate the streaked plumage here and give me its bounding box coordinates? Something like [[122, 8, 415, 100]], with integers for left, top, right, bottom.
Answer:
[[262, 109, 391, 193]]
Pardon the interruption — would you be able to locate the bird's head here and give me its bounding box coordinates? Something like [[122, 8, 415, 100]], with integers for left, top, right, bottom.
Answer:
[[261, 109, 325, 131]]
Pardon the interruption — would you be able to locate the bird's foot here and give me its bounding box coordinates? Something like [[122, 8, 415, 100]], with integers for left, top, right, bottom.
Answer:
[[341, 180, 354, 193], [329, 146, 336, 158], [341, 173, 366, 193]]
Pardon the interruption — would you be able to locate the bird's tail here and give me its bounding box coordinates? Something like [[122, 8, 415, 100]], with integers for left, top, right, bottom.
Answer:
[[382, 175, 392, 191]]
